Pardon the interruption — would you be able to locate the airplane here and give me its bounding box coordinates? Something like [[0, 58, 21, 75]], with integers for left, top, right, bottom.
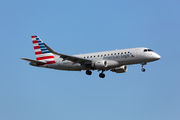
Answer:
[[21, 35, 161, 78]]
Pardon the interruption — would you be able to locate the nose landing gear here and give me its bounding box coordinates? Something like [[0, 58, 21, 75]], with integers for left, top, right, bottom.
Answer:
[[141, 62, 146, 72]]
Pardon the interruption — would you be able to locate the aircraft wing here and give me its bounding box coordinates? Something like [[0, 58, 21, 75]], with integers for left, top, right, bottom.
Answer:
[[44, 43, 92, 64]]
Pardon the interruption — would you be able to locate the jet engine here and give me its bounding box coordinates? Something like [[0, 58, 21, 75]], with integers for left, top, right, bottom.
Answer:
[[111, 65, 128, 73], [91, 60, 120, 69], [91, 60, 108, 69]]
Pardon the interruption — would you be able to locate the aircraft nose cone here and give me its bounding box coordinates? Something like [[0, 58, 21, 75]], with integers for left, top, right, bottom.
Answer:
[[153, 53, 161, 60]]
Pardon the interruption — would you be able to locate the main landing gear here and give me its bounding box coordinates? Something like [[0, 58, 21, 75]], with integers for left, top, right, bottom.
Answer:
[[141, 62, 146, 72], [85, 70, 105, 78], [99, 71, 105, 78], [86, 70, 92, 75]]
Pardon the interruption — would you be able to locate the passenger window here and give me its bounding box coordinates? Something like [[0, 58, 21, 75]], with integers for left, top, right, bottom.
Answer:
[[90, 56, 92, 58], [94, 55, 96, 57], [87, 56, 89, 58], [101, 55, 103, 57], [125, 52, 126, 54], [121, 52, 123, 54], [114, 53, 116, 55], [111, 53, 113, 55], [98, 55, 99, 57]]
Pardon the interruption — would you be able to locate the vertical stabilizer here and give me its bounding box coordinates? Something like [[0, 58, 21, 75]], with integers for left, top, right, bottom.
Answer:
[[31, 35, 56, 64]]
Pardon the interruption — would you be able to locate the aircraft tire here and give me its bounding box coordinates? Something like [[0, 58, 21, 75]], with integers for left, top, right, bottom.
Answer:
[[99, 73, 105, 78], [86, 70, 92, 75], [141, 68, 145, 72]]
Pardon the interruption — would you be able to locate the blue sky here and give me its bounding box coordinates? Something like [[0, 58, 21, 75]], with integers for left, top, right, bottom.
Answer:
[[0, 0, 180, 120]]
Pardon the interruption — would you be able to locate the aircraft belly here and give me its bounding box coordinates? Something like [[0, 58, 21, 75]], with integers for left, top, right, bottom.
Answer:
[[58, 61, 85, 70], [114, 56, 141, 65]]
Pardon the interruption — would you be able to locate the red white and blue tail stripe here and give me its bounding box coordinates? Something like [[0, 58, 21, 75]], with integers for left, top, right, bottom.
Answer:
[[31, 35, 56, 64]]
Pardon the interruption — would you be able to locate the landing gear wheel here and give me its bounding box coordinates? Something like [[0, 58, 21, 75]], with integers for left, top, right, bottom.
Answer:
[[86, 70, 92, 75], [141, 68, 145, 72], [99, 73, 105, 78], [141, 62, 146, 72]]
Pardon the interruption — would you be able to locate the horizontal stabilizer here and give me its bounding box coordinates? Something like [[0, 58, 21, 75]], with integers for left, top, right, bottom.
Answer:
[[20, 58, 46, 64]]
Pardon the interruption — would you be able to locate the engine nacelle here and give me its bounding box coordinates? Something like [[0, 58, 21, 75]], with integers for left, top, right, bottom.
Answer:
[[91, 60, 108, 69], [111, 65, 128, 73], [92, 60, 120, 69]]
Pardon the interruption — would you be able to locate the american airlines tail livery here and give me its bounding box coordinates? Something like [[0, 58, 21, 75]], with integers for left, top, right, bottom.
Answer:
[[21, 35, 161, 78]]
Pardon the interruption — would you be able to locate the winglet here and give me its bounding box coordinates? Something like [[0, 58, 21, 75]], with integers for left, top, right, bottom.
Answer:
[[43, 43, 55, 53], [43, 43, 64, 56]]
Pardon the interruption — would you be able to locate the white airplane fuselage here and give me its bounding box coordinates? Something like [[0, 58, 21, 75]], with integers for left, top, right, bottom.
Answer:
[[42, 47, 160, 71]]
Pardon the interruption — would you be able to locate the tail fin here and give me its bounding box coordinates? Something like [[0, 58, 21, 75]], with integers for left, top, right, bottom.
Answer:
[[31, 35, 56, 64]]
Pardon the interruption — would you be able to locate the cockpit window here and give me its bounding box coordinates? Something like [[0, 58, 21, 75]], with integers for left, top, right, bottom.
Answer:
[[148, 49, 153, 51], [144, 49, 153, 52]]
